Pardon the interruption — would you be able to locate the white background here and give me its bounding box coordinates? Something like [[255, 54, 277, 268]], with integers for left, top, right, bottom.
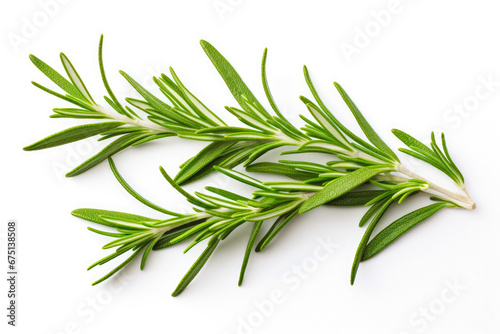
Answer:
[[2, 0, 500, 333]]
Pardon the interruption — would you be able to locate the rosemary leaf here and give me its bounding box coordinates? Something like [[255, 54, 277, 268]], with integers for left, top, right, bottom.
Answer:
[[238, 221, 263, 286], [362, 203, 450, 261], [24, 122, 124, 151], [299, 165, 395, 214]]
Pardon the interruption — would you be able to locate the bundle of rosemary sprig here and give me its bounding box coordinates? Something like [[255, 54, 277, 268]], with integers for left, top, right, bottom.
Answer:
[[25, 36, 475, 295]]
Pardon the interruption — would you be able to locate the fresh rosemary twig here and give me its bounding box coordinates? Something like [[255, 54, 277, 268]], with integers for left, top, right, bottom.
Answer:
[[25, 37, 476, 295], [76, 158, 450, 294]]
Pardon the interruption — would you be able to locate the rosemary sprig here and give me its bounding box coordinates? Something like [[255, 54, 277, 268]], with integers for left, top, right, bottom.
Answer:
[[76, 158, 450, 295], [26, 37, 476, 294], [25, 37, 474, 210]]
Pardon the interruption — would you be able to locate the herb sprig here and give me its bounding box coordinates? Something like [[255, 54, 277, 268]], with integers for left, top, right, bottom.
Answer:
[[76, 157, 451, 294], [26, 37, 475, 295]]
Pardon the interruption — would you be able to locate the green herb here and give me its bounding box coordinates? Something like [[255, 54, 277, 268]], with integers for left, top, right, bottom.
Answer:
[[26, 37, 476, 295]]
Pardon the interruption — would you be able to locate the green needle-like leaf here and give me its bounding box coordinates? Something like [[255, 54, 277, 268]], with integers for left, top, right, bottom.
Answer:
[[200, 40, 271, 119], [261, 48, 285, 119], [60, 52, 96, 104], [175, 141, 236, 185], [440, 133, 464, 182], [334, 82, 399, 162], [255, 208, 299, 252], [326, 190, 387, 207], [214, 166, 272, 191], [205, 186, 252, 202], [66, 132, 149, 177], [305, 103, 352, 149], [351, 199, 393, 285], [140, 235, 161, 270], [358, 200, 386, 227], [246, 162, 318, 181], [171, 237, 220, 296], [108, 158, 182, 216], [299, 165, 395, 214], [159, 166, 216, 209], [92, 245, 146, 286], [238, 221, 263, 286], [72, 208, 158, 227], [29, 54, 85, 100], [98, 35, 129, 117], [392, 129, 435, 158], [24, 122, 124, 151], [168, 67, 227, 126], [362, 202, 449, 261]]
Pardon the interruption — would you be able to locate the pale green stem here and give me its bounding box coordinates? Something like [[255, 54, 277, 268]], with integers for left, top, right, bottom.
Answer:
[[385, 165, 476, 210], [95, 105, 170, 133]]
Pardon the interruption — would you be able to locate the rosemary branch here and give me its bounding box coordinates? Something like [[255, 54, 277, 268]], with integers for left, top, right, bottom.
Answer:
[[76, 158, 443, 294]]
